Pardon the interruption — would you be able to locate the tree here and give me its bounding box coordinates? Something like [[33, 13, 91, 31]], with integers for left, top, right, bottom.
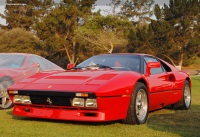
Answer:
[[77, 15, 133, 60], [0, 0, 53, 30], [35, 0, 97, 66], [154, 4, 162, 21], [0, 29, 6, 36], [0, 28, 46, 55], [153, 0, 200, 69], [120, 0, 155, 25], [127, 24, 154, 54]]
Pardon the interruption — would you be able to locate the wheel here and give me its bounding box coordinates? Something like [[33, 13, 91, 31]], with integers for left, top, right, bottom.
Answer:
[[122, 82, 149, 124], [0, 77, 14, 109], [174, 80, 191, 110]]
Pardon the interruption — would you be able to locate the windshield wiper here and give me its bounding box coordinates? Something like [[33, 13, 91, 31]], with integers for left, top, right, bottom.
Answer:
[[74, 64, 113, 70]]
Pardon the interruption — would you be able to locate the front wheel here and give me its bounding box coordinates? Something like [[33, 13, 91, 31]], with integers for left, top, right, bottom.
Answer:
[[122, 82, 149, 125], [0, 79, 14, 109]]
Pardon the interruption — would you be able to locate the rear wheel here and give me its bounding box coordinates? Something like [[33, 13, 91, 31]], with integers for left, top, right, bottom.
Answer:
[[174, 80, 191, 110], [0, 77, 14, 109], [122, 82, 149, 124]]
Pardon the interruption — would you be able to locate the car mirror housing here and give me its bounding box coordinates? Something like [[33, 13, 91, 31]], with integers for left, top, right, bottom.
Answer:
[[146, 62, 161, 76], [67, 63, 74, 69]]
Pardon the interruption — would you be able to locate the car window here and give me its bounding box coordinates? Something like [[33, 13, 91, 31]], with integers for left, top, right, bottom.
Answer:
[[76, 55, 141, 72], [0, 54, 26, 68], [160, 60, 172, 72], [144, 56, 165, 75]]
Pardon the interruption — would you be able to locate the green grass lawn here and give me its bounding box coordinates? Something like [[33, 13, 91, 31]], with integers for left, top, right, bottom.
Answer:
[[0, 77, 199, 137]]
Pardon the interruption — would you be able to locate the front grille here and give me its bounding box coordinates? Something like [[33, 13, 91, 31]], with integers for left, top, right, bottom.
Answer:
[[17, 90, 96, 107], [30, 95, 71, 106]]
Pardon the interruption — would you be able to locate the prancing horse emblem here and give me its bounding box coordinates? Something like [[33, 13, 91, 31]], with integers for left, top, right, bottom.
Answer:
[[46, 97, 52, 105]]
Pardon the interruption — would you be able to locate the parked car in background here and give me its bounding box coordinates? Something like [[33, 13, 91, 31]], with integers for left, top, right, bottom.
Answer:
[[8, 53, 191, 124], [0, 53, 64, 109]]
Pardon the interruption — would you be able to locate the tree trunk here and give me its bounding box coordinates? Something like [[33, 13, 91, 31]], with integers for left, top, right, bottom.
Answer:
[[64, 46, 73, 64], [177, 52, 184, 70], [109, 42, 114, 53]]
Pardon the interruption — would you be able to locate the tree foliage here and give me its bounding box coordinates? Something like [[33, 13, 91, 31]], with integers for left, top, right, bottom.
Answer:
[[0, 0, 199, 69], [34, 0, 96, 67], [126, 0, 200, 68], [0, 28, 46, 55], [152, 0, 200, 67], [77, 15, 133, 60], [120, 0, 155, 25], [0, 0, 53, 30], [127, 24, 154, 54]]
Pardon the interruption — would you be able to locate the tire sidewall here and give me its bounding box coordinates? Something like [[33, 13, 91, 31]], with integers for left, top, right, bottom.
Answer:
[[0, 77, 14, 109], [132, 82, 149, 124], [183, 80, 191, 110]]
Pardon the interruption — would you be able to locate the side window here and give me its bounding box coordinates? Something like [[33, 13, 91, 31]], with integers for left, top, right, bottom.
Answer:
[[160, 61, 172, 72], [144, 56, 165, 75]]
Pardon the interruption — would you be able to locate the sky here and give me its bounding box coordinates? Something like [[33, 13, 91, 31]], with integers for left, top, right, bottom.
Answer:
[[0, 0, 169, 25]]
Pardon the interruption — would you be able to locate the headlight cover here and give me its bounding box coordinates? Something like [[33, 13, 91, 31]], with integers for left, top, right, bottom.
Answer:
[[85, 99, 97, 108], [13, 95, 22, 103], [72, 98, 85, 107], [72, 98, 97, 108]]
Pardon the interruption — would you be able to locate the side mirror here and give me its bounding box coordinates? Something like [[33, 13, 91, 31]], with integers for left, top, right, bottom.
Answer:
[[67, 63, 74, 69], [146, 62, 161, 76]]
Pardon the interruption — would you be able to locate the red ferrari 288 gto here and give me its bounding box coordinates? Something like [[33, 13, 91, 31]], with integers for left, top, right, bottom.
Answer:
[[8, 53, 191, 124]]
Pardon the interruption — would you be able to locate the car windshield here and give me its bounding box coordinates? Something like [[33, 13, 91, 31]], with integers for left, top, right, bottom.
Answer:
[[26, 55, 64, 71], [0, 54, 26, 68], [76, 54, 141, 72]]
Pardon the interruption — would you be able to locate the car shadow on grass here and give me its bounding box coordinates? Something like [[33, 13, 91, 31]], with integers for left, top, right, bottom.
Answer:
[[147, 105, 200, 137]]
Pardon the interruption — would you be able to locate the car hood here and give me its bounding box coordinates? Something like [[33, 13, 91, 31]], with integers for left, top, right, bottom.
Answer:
[[0, 68, 20, 76], [9, 69, 141, 96]]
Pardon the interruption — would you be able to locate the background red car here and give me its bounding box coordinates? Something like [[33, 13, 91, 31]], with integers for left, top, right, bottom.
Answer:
[[0, 53, 64, 109], [8, 53, 191, 124]]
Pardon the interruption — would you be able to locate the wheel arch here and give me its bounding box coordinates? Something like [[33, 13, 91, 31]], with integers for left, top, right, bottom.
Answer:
[[137, 78, 148, 91], [0, 76, 15, 85], [185, 77, 192, 87]]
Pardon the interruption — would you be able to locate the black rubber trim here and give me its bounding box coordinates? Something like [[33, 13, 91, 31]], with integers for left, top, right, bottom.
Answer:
[[17, 90, 96, 98]]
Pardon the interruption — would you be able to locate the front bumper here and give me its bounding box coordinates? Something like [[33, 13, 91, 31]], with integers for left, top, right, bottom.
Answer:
[[13, 96, 130, 122]]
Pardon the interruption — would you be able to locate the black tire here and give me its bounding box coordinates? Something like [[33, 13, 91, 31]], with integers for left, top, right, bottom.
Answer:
[[0, 77, 14, 109], [122, 82, 149, 125], [174, 80, 191, 110]]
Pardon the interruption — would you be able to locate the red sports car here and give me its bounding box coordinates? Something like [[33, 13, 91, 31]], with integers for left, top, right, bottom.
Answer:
[[0, 53, 64, 109], [8, 53, 191, 124]]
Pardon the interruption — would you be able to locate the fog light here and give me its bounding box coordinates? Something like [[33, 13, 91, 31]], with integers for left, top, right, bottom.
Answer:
[[14, 95, 32, 104], [21, 96, 31, 104], [72, 98, 85, 107], [85, 99, 97, 108], [14, 95, 22, 103]]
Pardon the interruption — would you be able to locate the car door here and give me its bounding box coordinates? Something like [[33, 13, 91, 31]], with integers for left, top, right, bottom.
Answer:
[[143, 56, 174, 111]]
